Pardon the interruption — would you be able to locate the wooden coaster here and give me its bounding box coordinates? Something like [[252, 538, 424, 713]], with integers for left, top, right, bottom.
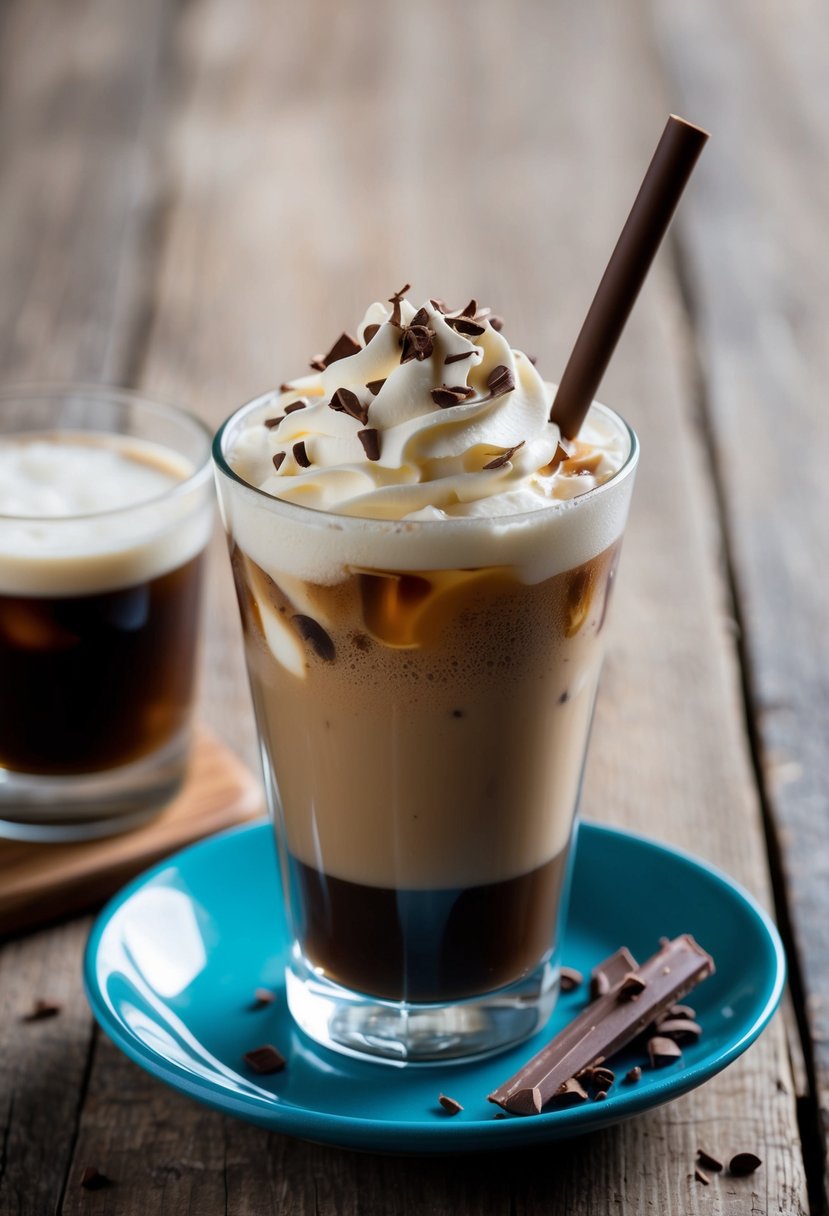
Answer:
[[0, 725, 263, 936]]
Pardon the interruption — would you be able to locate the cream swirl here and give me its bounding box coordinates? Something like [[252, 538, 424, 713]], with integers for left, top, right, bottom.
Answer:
[[228, 294, 624, 520]]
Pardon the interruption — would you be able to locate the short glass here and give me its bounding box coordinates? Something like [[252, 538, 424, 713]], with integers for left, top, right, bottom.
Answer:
[[214, 392, 638, 1063], [0, 385, 213, 842]]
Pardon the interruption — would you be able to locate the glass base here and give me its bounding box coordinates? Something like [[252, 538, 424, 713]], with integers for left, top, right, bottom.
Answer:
[[0, 729, 190, 842], [286, 946, 560, 1065]]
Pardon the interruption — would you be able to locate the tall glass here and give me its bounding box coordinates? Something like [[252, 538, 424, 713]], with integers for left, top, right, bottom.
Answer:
[[0, 385, 213, 842], [214, 392, 637, 1062]]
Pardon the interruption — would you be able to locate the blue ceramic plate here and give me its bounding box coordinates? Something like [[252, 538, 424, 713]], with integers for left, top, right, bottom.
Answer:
[[84, 821, 784, 1153]]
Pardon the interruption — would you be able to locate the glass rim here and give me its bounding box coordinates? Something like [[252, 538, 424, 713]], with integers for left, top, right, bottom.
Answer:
[[212, 389, 639, 532], [0, 382, 214, 524]]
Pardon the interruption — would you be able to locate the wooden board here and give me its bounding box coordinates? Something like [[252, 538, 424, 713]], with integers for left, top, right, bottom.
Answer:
[[0, 725, 263, 937]]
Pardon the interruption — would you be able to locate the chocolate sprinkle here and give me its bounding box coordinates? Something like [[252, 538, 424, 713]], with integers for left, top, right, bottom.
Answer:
[[400, 324, 435, 363], [272, 452, 286, 471], [483, 441, 525, 471], [293, 615, 336, 662], [284, 400, 306, 414], [624, 1066, 642, 1084], [445, 350, 474, 364], [358, 427, 381, 461], [330, 386, 369, 424], [322, 332, 361, 366], [559, 966, 583, 992], [80, 1166, 112, 1191], [363, 323, 381, 345], [430, 384, 475, 408], [438, 1093, 463, 1115], [697, 1149, 723, 1173], [487, 364, 516, 397], [729, 1153, 762, 1176], [243, 1044, 286, 1075], [292, 441, 311, 468], [366, 378, 386, 396], [647, 1035, 683, 1067], [446, 315, 486, 337], [694, 1167, 710, 1186], [21, 999, 62, 1022], [264, 416, 283, 429]]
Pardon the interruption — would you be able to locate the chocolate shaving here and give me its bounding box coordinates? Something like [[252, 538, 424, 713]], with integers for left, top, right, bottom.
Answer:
[[489, 315, 505, 331], [624, 1066, 642, 1084], [322, 332, 361, 366], [80, 1166, 112, 1191], [388, 283, 411, 327], [430, 384, 475, 408], [617, 972, 647, 1001], [445, 316, 486, 337], [293, 615, 336, 662], [400, 324, 435, 363], [309, 356, 326, 371], [264, 416, 283, 429], [482, 441, 524, 471], [591, 1066, 615, 1088], [655, 1018, 702, 1043], [363, 323, 381, 345], [243, 1044, 286, 1075], [486, 364, 516, 397], [272, 452, 286, 471], [438, 1093, 463, 1115], [366, 378, 386, 396], [279, 382, 294, 393], [21, 999, 62, 1022], [647, 1035, 683, 1067], [559, 966, 583, 992], [552, 1077, 588, 1107], [358, 428, 381, 461], [729, 1153, 762, 1176], [330, 387, 369, 424], [292, 441, 311, 468], [445, 350, 474, 364], [668, 1004, 696, 1020], [458, 298, 478, 318], [410, 306, 430, 327], [284, 400, 306, 414], [697, 1149, 723, 1173], [694, 1167, 710, 1186], [430, 298, 450, 313]]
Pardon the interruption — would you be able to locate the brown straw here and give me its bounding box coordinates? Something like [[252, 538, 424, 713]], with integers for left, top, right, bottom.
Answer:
[[550, 115, 709, 439]]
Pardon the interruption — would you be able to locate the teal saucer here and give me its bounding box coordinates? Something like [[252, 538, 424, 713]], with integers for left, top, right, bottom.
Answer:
[[83, 820, 785, 1153]]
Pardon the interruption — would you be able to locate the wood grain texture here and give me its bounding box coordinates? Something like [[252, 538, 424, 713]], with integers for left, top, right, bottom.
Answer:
[[650, 0, 829, 1193]]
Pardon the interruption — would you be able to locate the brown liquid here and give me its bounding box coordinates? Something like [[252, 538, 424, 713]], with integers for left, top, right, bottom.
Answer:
[[288, 850, 569, 1003], [0, 554, 204, 775]]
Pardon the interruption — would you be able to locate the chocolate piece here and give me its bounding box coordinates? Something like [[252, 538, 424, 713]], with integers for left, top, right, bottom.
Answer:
[[438, 1093, 463, 1115], [590, 946, 637, 1000], [284, 400, 306, 414], [486, 364, 516, 397], [322, 332, 361, 366], [279, 382, 294, 393], [591, 1066, 615, 1088], [429, 297, 450, 313], [80, 1166, 112, 1191], [252, 987, 276, 1008], [21, 999, 62, 1022], [617, 972, 647, 1000], [400, 324, 435, 363], [668, 1004, 696, 1020], [458, 298, 478, 318], [388, 283, 411, 327], [330, 387, 369, 425], [728, 1153, 762, 1176], [696, 1149, 723, 1173], [647, 1035, 682, 1067], [264, 416, 283, 429], [292, 441, 311, 468], [482, 441, 524, 471], [488, 936, 714, 1115], [272, 452, 286, 471], [309, 356, 326, 371], [694, 1167, 710, 1186], [446, 315, 486, 337], [655, 1018, 702, 1044], [293, 615, 336, 662], [431, 385, 475, 408], [595, 1090, 609, 1102], [243, 1044, 286, 1074], [552, 1077, 588, 1106], [445, 350, 474, 364], [363, 323, 381, 345], [358, 428, 381, 461], [489, 315, 505, 331], [559, 966, 583, 992], [624, 1066, 642, 1084], [366, 378, 386, 396], [410, 306, 430, 327]]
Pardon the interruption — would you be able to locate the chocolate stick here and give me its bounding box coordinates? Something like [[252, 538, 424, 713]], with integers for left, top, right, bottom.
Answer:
[[488, 935, 714, 1116], [550, 115, 709, 439]]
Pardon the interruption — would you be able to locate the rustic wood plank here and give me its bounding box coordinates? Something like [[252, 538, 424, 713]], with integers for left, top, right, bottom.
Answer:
[[0, 1, 177, 1213], [650, 0, 829, 1201], [56, 0, 808, 1213]]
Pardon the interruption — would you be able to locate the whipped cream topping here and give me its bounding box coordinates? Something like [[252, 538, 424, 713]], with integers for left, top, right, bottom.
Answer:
[[227, 292, 626, 521]]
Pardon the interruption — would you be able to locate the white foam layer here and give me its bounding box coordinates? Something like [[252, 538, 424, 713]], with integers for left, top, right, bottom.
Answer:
[[0, 433, 213, 595], [217, 400, 636, 586]]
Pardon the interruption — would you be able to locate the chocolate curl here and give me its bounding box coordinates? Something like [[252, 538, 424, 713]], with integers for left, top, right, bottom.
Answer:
[[550, 115, 709, 439]]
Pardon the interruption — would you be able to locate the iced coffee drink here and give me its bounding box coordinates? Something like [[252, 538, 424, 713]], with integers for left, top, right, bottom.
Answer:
[[214, 292, 637, 1061], [0, 387, 213, 840]]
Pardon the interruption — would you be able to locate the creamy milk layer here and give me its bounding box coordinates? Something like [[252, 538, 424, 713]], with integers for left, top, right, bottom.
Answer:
[[222, 293, 633, 586], [0, 433, 213, 595]]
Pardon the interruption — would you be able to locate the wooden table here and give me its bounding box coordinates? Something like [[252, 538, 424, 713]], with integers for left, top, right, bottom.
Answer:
[[1, 0, 827, 1211]]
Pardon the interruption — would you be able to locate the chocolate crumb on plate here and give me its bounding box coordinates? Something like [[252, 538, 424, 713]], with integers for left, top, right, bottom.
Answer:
[[483, 441, 524, 471], [668, 1003, 696, 1020], [358, 428, 381, 461], [655, 1018, 702, 1044], [292, 441, 311, 468], [251, 987, 276, 1009], [728, 1152, 762, 1176], [243, 1044, 286, 1075], [438, 1093, 463, 1115], [647, 1035, 683, 1067], [694, 1167, 710, 1186], [293, 615, 336, 662], [591, 1066, 615, 1088], [559, 966, 583, 992], [594, 1090, 609, 1102], [696, 1148, 723, 1173], [624, 1066, 642, 1084], [21, 999, 62, 1022], [80, 1166, 112, 1191]]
